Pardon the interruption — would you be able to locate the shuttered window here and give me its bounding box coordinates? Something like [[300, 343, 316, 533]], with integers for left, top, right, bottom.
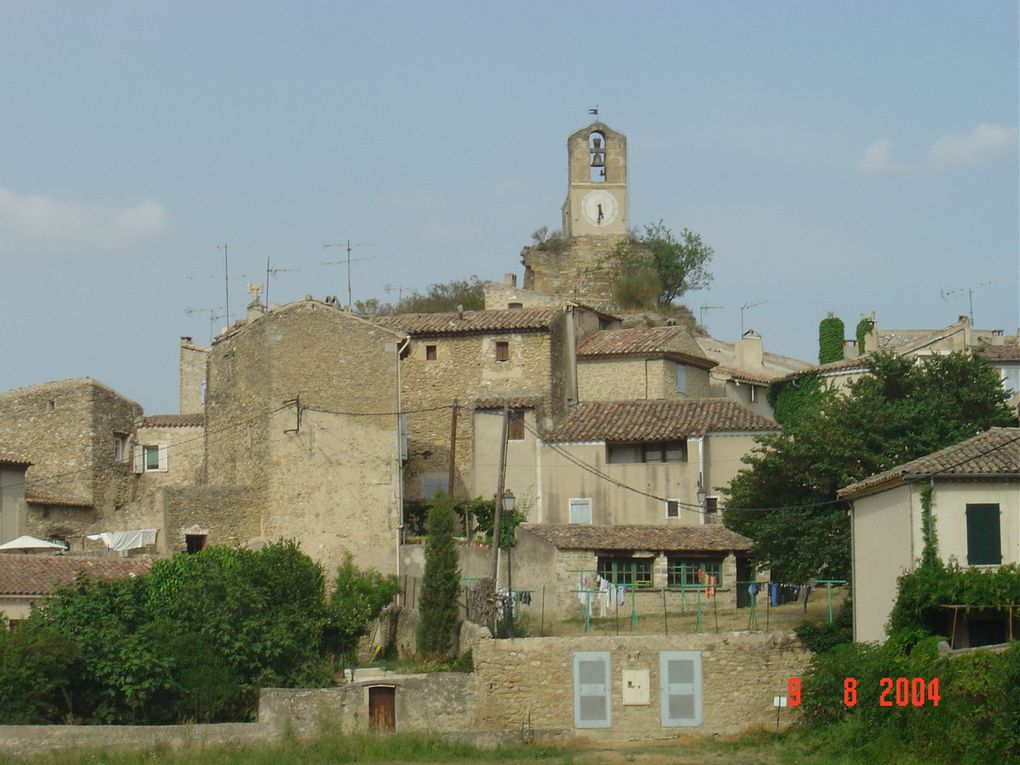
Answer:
[[966, 504, 1002, 565], [660, 651, 702, 727], [573, 651, 611, 728]]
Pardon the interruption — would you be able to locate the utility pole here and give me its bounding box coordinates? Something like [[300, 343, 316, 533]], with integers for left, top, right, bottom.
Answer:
[[323, 240, 377, 308], [490, 405, 510, 582]]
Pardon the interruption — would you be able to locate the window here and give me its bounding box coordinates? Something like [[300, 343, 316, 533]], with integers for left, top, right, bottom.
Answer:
[[676, 363, 687, 393], [421, 473, 449, 499], [495, 341, 510, 362], [666, 499, 680, 518], [568, 498, 591, 524], [668, 558, 722, 587], [704, 497, 719, 514], [966, 503, 1002, 565], [425, 345, 437, 361], [507, 302, 523, 310], [660, 651, 702, 727], [573, 651, 611, 728], [134, 444, 168, 473], [186, 533, 207, 554], [507, 409, 525, 441], [113, 434, 128, 462], [1002, 366, 1020, 395], [597, 556, 653, 587], [607, 441, 687, 464]]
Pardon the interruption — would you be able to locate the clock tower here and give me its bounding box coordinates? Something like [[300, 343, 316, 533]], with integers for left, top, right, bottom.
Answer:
[[562, 122, 628, 237], [521, 121, 632, 309]]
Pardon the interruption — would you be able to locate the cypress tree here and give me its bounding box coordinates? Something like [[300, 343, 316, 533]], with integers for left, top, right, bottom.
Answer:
[[416, 494, 461, 659], [818, 313, 845, 364]]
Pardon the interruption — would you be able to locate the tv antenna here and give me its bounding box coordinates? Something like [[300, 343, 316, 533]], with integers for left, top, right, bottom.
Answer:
[[384, 283, 414, 308], [740, 301, 768, 335], [186, 243, 239, 326], [940, 278, 1006, 324], [322, 240, 377, 308], [259, 258, 300, 307], [698, 304, 724, 328], [185, 305, 227, 344]]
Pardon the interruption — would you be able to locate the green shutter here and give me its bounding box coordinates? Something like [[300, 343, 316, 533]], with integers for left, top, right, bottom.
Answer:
[[966, 504, 1002, 566]]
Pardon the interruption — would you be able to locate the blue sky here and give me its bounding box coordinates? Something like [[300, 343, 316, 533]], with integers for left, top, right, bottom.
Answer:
[[1, 1, 1017, 413]]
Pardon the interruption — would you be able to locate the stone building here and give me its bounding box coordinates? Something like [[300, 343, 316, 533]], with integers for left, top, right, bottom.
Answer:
[[575, 325, 716, 402], [374, 306, 605, 506], [194, 297, 408, 575], [0, 454, 30, 545], [0, 378, 142, 545], [521, 121, 631, 309]]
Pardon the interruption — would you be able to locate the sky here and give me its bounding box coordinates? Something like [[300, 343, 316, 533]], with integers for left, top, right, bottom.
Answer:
[[1, 1, 1017, 414]]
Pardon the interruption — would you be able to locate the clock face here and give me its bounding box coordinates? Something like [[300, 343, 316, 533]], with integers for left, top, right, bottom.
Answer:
[[581, 190, 619, 227]]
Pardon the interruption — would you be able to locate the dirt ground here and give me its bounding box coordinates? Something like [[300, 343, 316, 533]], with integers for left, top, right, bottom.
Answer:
[[533, 586, 848, 638]]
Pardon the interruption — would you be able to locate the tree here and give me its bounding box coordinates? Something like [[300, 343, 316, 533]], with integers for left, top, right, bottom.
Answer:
[[416, 493, 461, 659], [724, 352, 1014, 582], [325, 555, 399, 662], [608, 222, 713, 309], [398, 276, 485, 313], [0, 615, 80, 723], [818, 313, 845, 364]]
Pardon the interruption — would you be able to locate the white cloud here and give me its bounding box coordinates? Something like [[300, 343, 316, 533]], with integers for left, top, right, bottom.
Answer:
[[858, 138, 907, 175], [925, 123, 1018, 169], [0, 186, 168, 252]]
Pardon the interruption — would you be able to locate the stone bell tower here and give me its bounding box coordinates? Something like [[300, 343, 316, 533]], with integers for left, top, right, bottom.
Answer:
[[522, 121, 631, 309], [562, 122, 629, 237]]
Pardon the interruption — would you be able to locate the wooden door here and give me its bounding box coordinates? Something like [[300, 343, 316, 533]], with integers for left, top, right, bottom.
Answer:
[[369, 686, 395, 731]]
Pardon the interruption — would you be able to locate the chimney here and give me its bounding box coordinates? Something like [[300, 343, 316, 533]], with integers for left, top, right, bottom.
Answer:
[[504, 272, 518, 288], [735, 330, 763, 369], [456, 304, 464, 319], [843, 339, 859, 359], [992, 329, 1005, 346]]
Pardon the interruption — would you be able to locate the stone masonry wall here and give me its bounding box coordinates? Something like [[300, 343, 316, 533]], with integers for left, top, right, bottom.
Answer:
[[578, 358, 712, 402], [472, 632, 809, 739], [521, 236, 626, 311], [178, 338, 209, 415], [133, 424, 205, 491], [399, 321, 563, 501]]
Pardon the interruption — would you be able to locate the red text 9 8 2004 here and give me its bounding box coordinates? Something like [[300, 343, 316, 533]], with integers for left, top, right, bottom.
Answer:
[[785, 677, 940, 707]]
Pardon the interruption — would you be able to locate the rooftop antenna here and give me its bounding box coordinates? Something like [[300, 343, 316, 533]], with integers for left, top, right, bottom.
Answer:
[[588, 105, 599, 119], [184, 305, 227, 344], [216, 244, 232, 326], [698, 304, 724, 328], [940, 278, 1006, 324], [384, 283, 413, 309], [322, 240, 377, 308], [262, 258, 300, 307], [740, 301, 767, 335]]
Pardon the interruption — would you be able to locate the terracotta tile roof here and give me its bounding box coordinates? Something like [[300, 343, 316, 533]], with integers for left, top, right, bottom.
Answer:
[[0, 452, 31, 468], [374, 308, 560, 337], [0, 556, 152, 596], [976, 344, 1020, 363], [839, 427, 1020, 499], [472, 395, 543, 410], [520, 524, 752, 553], [138, 414, 204, 428], [774, 355, 870, 383], [543, 399, 781, 443], [577, 326, 715, 368], [711, 365, 776, 385], [25, 491, 93, 508]]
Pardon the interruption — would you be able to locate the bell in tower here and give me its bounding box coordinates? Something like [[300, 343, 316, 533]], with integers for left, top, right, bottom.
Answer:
[[562, 121, 628, 238]]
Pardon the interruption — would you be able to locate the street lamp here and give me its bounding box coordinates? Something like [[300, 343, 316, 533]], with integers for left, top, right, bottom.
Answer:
[[696, 482, 707, 513], [501, 489, 516, 514]]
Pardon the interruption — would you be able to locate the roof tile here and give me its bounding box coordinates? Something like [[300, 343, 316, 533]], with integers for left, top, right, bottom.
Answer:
[[577, 326, 714, 368], [374, 308, 559, 336], [0, 556, 152, 596], [543, 399, 780, 443], [839, 427, 1020, 498], [24, 491, 93, 508], [520, 524, 752, 552], [138, 414, 204, 428]]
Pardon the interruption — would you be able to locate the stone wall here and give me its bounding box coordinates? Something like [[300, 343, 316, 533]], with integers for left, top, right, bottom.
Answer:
[[472, 632, 809, 738], [399, 322, 564, 501], [0, 379, 142, 542], [521, 236, 626, 311], [204, 300, 403, 576], [133, 423, 205, 491], [178, 338, 209, 415], [578, 357, 711, 401]]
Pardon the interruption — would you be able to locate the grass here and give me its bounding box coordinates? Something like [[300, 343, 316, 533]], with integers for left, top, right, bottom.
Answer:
[[0, 725, 943, 765]]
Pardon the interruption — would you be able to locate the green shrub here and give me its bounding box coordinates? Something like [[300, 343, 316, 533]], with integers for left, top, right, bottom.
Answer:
[[818, 314, 845, 363], [416, 494, 461, 659], [326, 554, 399, 661], [795, 600, 853, 653], [0, 615, 79, 723]]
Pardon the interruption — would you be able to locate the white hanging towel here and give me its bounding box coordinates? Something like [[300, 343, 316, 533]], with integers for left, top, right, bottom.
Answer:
[[86, 528, 158, 552]]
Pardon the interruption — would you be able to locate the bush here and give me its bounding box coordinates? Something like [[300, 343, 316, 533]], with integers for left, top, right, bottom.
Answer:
[[326, 555, 399, 661], [795, 600, 853, 653], [0, 615, 79, 723]]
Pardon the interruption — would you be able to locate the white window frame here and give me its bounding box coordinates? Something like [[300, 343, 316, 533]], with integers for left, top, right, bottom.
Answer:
[[134, 444, 168, 473], [676, 363, 687, 393], [573, 651, 612, 728], [665, 498, 681, 519], [568, 497, 592, 524], [113, 434, 128, 463], [660, 650, 702, 727]]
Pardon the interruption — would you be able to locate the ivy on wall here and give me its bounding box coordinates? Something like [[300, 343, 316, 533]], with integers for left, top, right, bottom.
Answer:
[[818, 314, 845, 364], [766, 373, 828, 428], [855, 317, 875, 354]]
